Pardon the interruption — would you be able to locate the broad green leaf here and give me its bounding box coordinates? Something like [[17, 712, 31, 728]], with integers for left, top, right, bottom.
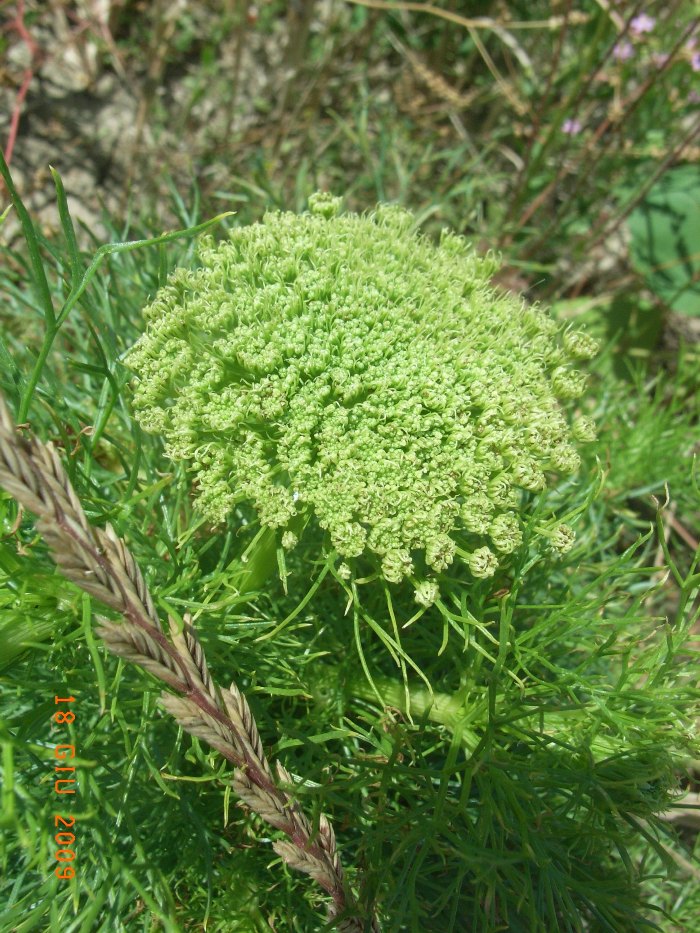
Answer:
[[627, 165, 700, 316]]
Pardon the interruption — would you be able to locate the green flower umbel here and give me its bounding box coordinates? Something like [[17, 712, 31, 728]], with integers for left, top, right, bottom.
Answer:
[[127, 194, 596, 599]]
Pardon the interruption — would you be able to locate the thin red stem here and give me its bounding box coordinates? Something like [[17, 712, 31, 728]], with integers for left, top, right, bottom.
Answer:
[[2, 0, 42, 167]]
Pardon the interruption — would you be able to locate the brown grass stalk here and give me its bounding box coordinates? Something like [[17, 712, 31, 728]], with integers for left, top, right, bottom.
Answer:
[[0, 393, 378, 932]]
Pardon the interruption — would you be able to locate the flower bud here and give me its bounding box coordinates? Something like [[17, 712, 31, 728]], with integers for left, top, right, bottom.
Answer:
[[461, 495, 494, 534], [512, 460, 547, 492], [564, 329, 599, 360], [489, 512, 523, 554], [382, 549, 414, 584], [552, 367, 588, 400], [550, 524, 576, 555], [330, 522, 367, 559], [425, 534, 456, 572], [549, 444, 582, 474], [572, 416, 597, 444], [414, 580, 440, 607], [467, 546, 499, 579]]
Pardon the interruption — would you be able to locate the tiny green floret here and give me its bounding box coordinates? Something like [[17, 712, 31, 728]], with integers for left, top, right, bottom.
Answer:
[[126, 194, 597, 597], [549, 523, 577, 555]]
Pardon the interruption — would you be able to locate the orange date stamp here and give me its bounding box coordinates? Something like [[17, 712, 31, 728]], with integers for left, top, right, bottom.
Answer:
[[53, 694, 77, 879]]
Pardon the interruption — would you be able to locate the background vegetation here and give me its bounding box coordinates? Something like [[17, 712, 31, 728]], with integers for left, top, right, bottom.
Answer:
[[1, 2, 698, 931]]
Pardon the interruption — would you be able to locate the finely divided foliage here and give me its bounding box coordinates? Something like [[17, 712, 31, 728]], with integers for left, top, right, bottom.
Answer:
[[126, 194, 598, 603], [0, 394, 377, 932]]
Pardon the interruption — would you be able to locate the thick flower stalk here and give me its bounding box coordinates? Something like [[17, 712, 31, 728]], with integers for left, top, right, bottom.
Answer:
[[127, 193, 597, 602]]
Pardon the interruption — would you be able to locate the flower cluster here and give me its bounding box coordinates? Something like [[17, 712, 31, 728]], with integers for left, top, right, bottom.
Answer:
[[630, 14, 656, 37], [127, 194, 597, 602]]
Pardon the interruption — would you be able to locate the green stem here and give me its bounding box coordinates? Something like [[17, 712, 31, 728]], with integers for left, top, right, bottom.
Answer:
[[346, 674, 650, 766], [349, 676, 483, 753], [18, 327, 58, 423], [227, 525, 280, 596], [227, 513, 309, 598]]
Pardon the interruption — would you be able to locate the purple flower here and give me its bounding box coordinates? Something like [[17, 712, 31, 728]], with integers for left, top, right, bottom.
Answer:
[[688, 90, 700, 104], [691, 51, 700, 72], [613, 40, 634, 61], [630, 14, 656, 36], [562, 118, 583, 135], [652, 52, 670, 68]]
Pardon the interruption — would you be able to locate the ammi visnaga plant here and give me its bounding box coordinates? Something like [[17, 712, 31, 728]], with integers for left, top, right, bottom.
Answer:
[[126, 193, 598, 606]]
